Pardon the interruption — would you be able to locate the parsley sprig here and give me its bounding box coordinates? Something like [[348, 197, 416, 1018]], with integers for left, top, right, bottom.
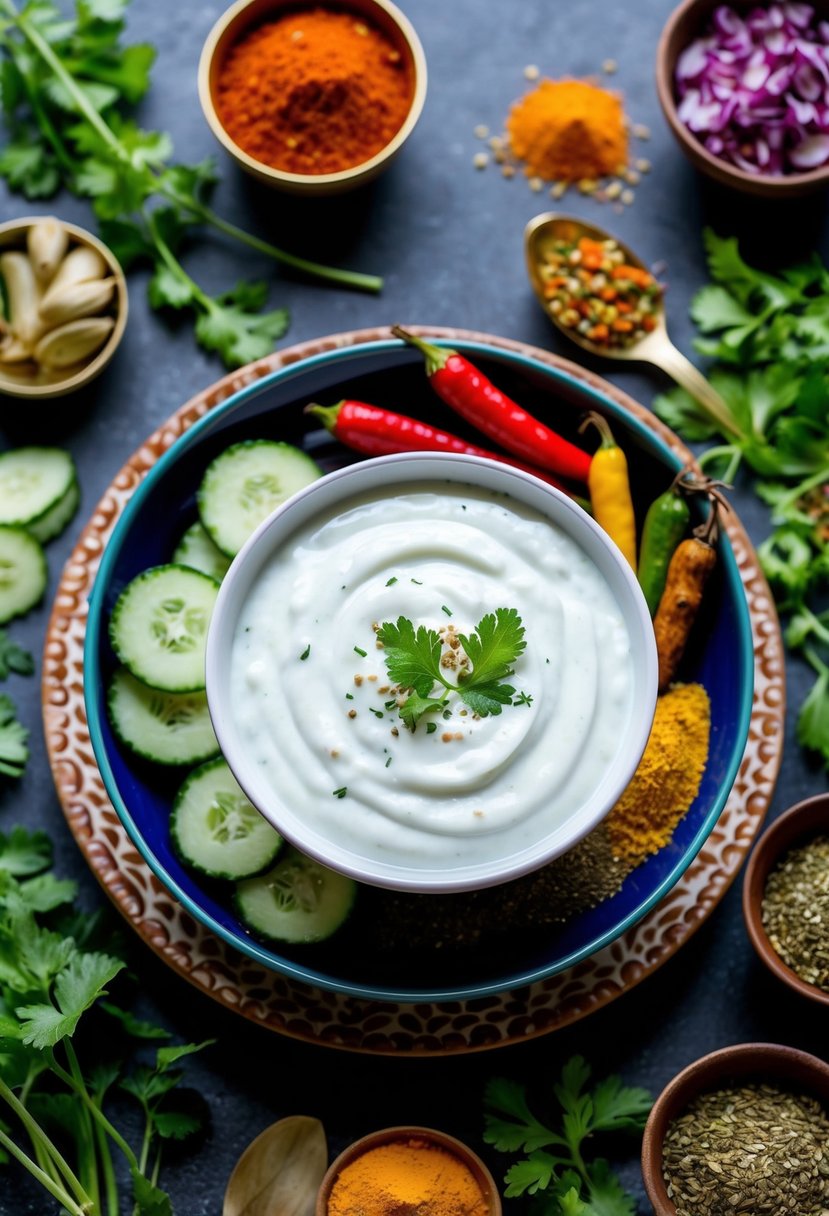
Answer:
[[484, 1056, 651, 1216], [377, 608, 527, 730], [0, 0, 381, 368], [653, 229, 829, 768], [0, 826, 211, 1214]]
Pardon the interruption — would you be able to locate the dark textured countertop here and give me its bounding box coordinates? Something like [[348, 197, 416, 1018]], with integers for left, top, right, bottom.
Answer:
[[1, 0, 827, 1211]]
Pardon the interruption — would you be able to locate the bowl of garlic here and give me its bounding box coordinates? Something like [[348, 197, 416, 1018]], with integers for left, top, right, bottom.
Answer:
[[0, 216, 128, 399]]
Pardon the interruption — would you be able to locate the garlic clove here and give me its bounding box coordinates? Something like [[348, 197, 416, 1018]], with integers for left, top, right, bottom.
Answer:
[[27, 218, 69, 285], [0, 251, 44, 348], [39, 277, 116, 327], [0, 335, 36, 364], [34, 316, 115, 369], [39, 246, 107, 313]]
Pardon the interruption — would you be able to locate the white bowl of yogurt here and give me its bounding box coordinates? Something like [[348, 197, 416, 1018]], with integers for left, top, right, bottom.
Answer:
[[206, 452, 658, 893]]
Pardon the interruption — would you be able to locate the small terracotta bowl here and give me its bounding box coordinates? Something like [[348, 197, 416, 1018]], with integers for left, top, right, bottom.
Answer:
[[743, 791, 829, 1008], [198, 0, 427, 196], [656, 0, 829, 198], [642, 1042, 829, 1214], [315, 1125, 502, 1215], [0, 216, 127, 400]]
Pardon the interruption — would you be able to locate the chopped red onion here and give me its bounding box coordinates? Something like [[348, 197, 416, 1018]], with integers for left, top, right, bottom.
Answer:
[[674, 2, 829, 174]]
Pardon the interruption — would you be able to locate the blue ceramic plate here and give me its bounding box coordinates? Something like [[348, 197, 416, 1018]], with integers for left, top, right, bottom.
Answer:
[[84, 337, 754, 1001]]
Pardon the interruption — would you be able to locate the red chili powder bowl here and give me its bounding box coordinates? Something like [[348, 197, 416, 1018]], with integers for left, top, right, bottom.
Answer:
[[199, 0, 427, 194]]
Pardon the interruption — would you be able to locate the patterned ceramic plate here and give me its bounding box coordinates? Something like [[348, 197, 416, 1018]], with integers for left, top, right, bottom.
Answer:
[[43, 328, 784, 1054]]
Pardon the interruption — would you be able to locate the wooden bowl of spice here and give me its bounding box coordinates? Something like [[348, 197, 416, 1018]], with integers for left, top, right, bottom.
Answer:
[[642, 1042, 829, 1216], [198, 0, 427, 195], [742, 791, 829, 1008], [316, 1125, 502, 1215]]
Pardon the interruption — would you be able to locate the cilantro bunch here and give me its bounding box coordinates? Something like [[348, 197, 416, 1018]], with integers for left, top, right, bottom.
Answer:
[[654, 230, 829, 768], [0, 0, 382, 368], [377, 607, 528, 730], [0, 630, 32, 779], [483, 1056, 651, 1216], [0, 825, 211, 1214]]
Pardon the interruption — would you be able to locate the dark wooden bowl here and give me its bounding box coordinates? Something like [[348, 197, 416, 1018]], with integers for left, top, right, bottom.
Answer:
[[743, 791, 829, 1008], [655, 0, 829, 197], [641, 1042, 829, 1214]]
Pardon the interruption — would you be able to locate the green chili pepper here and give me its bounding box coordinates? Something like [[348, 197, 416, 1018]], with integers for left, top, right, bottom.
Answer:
[[638, 486, 691, 616]]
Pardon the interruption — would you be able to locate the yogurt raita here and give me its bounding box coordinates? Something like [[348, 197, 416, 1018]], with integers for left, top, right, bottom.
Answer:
[[228, 480, 635, 874]]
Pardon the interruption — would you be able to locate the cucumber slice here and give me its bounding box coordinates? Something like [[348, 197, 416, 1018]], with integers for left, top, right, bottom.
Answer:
[[0, 526, 47, 623], [198, 440, 321, 558], [109, 564, 219, 692], [107, 667, 219, 766], [0, 447, 76, 531], [172, 521, 231, 583], [28, 478, 80, 544], [171, 758, 282, 880], [235, 848, 356, 944]]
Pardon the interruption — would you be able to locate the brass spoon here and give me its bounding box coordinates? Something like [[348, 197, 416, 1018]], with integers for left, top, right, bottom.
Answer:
[[223, 1114, 327, 1216], [524, 212, 741, 439]]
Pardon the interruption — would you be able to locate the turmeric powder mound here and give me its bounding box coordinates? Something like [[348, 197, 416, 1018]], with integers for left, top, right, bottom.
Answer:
[[506, 78, 628, 182], [327, 1138, 489, 1216], [607, 683, 711, 868]]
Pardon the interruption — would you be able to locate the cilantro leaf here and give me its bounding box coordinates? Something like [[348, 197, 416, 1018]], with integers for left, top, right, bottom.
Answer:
[[377, 617, 443, 698], [100, 1001, 171, 1039], [148, 264, 195, 310], [97, 216, 154, 269], [458, 681, 516, 717], [11, 874, 77, 914], [0, 827, 51, 876], [398, 692, 448, 731], [0, 137, 60, 197], [589, 1075, 652, 1133], [652, 386, 720, 443], [155, 1040, 213, 1071], [559, 1189, 590, 1216], [0, 694, 29, 778], [0, 631, 34, 680], [484, 1078, 565, 1153], [796, 664, 829, 764], [131, 1168, 173, 1216], [194, 287, 289, 369], [458, 607, 525, 687], [17, 951, 124, 1048], [503, 1152, 565, 1197], [152, 1109, 202, 1140]]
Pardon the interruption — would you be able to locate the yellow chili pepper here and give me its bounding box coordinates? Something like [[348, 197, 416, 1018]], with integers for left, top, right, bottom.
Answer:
[[580, 411, 637, 570]]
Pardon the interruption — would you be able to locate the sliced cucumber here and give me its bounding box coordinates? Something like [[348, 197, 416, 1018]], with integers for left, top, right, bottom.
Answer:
[[235, 848, 356, 944], [172, 521, 231, 583], [171, 758, 282, 880], [0, 447, 76, 532], [198, 440, 321, 558], [28, 477, 80, 544], [109, 564, 219, 692], [107, 667, 219, 767], [0, 526, 47, 623]]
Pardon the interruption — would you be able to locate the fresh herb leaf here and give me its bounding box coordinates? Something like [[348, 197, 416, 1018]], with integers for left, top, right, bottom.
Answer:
[[399, 692, 449, 732], [376, 617, 443, 699], [0, 694, 28, 779], [796, 661, 829, 765], [17, 950, 124, 1047], [484, 1057, 650, 1216], [131, 1167, 174, 1216], [0, 631, 34, 679], [100, 1001, 171, 1039], [0, 827, 51, 876]]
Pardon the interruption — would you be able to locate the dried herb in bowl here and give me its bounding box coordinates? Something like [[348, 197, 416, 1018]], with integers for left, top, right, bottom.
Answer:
[[662, 1082, 829, 1216], [762, 834, 829, 992]]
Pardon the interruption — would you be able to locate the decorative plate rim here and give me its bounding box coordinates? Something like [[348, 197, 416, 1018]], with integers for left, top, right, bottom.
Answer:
[[42, 326, 785, 1056]]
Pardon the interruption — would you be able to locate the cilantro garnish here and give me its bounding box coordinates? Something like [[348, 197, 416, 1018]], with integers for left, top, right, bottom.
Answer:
[[484, 1056, 651, 1215], [299, 644, 310, 661], [376, 608, 527, 730], [0, 630, 34, 680]]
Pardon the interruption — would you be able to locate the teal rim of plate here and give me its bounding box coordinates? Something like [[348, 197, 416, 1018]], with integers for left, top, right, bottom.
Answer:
[[84, 336, 756, 1003]]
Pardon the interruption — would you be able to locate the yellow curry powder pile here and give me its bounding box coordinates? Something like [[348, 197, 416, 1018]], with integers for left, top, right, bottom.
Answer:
[[606, 683, 711, 868], [326, 1137, 489, 1216], [506, 78, 628, 183]]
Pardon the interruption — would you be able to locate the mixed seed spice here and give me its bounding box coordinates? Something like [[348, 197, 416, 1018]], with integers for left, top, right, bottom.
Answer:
[[761, 833, 829, 992], [663, 1082, 829, 1216], [535, 235, 662, 350]]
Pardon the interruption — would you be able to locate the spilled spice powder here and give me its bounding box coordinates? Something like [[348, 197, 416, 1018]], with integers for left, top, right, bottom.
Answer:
[[505, 78, 628, 183], [215, 8, 414, 175]]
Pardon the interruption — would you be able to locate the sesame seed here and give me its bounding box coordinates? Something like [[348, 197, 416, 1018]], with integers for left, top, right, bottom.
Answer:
[[621, 188, 635, 205], [636, 157, 652, 173], [473, 151, 489, 170], [524, 64, 540, 80], [633, 123, 651, 140], [474, 123, 489, 139], [602, 58, 617, 73]]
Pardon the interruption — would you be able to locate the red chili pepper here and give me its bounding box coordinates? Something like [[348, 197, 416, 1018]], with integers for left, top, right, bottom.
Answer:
[[305, 399, 569, 493], [391, 326, 592, 483]]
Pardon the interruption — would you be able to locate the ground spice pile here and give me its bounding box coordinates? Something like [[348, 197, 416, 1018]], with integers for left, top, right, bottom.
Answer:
[[215, 8, 413, 175], [506, 78, 628, 183], [326, 1137, 489, 1216], [762, 833, 829, 992], [663, 1082, 829, 1216], [607, 682, 710, 867]]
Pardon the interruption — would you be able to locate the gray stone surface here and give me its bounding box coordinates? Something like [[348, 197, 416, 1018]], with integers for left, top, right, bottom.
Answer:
[[0, 0, 827, 1211]]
